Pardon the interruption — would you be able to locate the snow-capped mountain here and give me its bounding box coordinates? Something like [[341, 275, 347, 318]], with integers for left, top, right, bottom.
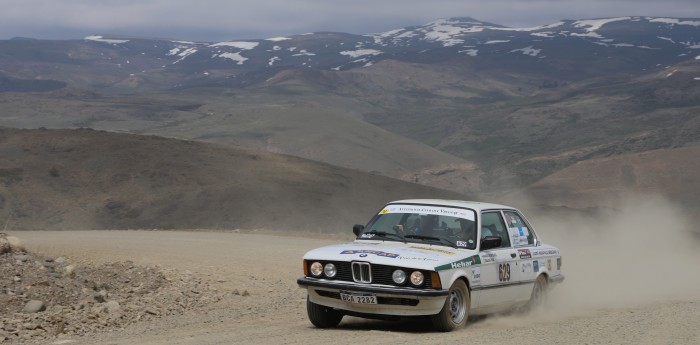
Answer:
[[2, 16, 700, 90]]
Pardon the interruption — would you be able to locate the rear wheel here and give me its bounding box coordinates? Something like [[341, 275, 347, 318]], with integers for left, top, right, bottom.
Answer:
[[525, 274, 548, 310], [306, 297, 343, 328], [431, 279, 469, 332]]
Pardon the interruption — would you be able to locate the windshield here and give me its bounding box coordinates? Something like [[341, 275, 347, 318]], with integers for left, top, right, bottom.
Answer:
[[359, 204, 477, 249]]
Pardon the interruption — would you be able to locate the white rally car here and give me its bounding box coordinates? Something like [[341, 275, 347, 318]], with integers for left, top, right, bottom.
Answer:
[[297, 199, 564, 331]]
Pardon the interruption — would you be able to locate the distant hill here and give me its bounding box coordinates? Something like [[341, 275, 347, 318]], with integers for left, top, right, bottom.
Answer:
[[0, 127, 462, 231], [522, 145, 700, 209], [0, 16, 699, 210]]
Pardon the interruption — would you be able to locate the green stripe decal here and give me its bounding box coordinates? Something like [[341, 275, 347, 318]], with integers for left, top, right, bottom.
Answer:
[[435, 255, 481, 271]]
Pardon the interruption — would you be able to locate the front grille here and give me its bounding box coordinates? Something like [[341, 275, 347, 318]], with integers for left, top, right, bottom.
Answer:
[[306, 260, 434, 289], [351, 262, 372, 283]]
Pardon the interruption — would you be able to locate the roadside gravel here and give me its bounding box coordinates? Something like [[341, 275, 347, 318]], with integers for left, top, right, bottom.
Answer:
[[5, 230, 699, 345]]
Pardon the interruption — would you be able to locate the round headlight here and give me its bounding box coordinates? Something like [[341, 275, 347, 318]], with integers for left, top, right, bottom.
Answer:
[[410, 271, 424, 286], [392, 270, 406, 284], [310, 262, 323, 277], [324, 263, 337, 278]]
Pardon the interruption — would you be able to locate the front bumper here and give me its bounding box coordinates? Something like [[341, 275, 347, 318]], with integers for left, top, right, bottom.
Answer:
[[298, 277, 448, 316]]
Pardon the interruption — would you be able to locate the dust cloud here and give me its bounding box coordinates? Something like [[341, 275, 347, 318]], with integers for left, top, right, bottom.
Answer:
[[502, 193, 700, 324], [473, 194, 700, 329]]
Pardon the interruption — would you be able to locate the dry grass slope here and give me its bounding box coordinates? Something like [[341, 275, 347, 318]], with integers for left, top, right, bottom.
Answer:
[[0, 127, 462, 231]]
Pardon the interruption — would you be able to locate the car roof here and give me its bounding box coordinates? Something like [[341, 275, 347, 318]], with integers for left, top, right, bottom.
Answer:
[[387, 199, 517, 212]]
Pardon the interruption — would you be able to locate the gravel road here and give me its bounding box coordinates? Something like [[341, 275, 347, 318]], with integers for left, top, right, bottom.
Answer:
[[10, 230, 700, 345]]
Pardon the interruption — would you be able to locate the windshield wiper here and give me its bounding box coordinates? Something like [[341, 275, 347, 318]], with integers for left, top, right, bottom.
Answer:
[[404, 234, 458, 248], [404, 234, 441, 241], [361, 230, 405, 242]]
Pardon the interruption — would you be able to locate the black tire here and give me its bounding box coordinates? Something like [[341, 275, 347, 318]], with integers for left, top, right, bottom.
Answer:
[[525, 274, 548, 311], [306, 296, 343, 328], [430, 279, 469, 332]]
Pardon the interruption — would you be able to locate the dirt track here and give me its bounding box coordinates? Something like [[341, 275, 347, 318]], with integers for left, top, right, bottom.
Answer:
[[10, 230, 700, 345]]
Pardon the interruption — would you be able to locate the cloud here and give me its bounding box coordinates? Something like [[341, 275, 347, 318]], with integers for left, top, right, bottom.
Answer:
[[2, 0, 699, 41]]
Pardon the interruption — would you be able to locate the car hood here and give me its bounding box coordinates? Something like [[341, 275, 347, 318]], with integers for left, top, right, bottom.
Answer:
[[302, 240, 478, 271]]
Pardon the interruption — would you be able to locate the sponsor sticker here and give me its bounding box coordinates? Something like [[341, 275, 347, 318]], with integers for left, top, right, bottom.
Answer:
[[456, 241, 469, 248], [521, 261, 533, 274], [509, 227, 529, 246], [340, 250, 399, 258], [397, 257, 439, 262], [533, 260, 539, 272], [557, 257, 562, 270], [532, 249, 559, 257], [471, 267, 481, 284], [409, 246, 455, 255], [547, 259, 552, 271], [435, 255, 482, 271], [480, 252, 497, 263], [359, 233, 375, 239], [518, 249, 532, 259]]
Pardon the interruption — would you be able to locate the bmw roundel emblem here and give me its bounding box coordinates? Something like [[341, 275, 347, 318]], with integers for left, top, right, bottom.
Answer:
[[359, 253, 368, 257]]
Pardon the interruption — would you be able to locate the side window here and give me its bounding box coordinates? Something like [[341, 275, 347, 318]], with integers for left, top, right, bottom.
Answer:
[[503, 211, 535, 247], [481, 212, 510, 248]]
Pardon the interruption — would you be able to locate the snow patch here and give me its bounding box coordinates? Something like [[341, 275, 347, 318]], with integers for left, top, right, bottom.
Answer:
[[171, 40, 196, 45], [511, 46, 541, 56], [484, 40, 510, 44], [421, 19, 489, 46], [694, 77, 700, 80], [666, 70, 677, 78], [573, 17, 632, 32], [458, 49, 478, 56], [292, 49, 316, 56], [531, 32, 556, 38], [268, 56, 280, 66], [491, 22, 565, 32], [84, 35, 129, 44], [210, 41, 259, 50], [340, 49, 383, 58], [570, 32, 604, 39], [167, 48, 181, 56], [218, 52, 248, 65], [265, 37, 291, 41], [657, 36, 676, 43], [649, 18, 700, 26], [173, 48, 197, 64]]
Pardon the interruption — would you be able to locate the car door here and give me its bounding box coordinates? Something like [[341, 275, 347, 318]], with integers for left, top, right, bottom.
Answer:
[[503, 210, 539, 302], [475, 210, 521, 309]]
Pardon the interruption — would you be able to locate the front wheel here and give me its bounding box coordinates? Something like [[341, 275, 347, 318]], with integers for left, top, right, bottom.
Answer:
[[431, 279, 470, 332], [306, 297, 343, 328]]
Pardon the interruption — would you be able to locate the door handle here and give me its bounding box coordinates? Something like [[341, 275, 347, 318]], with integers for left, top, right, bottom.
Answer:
[[510, 253, 516, 258]]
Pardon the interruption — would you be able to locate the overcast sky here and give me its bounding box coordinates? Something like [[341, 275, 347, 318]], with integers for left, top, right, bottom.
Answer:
[[2, 0, 699, 42]]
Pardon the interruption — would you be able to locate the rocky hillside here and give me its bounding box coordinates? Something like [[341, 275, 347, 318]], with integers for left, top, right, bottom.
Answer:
[[0, 232, 222, 343]]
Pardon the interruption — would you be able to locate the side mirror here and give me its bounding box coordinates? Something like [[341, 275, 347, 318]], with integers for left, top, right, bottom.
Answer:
[[480, 236, 502, 251], [352, 224, 365, 237]]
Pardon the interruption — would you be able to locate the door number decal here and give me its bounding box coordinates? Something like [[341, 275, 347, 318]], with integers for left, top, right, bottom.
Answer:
[[498, 263, 511, 282]]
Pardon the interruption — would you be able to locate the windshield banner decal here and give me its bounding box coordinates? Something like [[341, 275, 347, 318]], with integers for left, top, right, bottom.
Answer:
[[379, 205, 475, 221]]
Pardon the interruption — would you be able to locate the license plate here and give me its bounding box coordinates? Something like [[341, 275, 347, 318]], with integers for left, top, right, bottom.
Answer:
[[339, 291, 377, 304]]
